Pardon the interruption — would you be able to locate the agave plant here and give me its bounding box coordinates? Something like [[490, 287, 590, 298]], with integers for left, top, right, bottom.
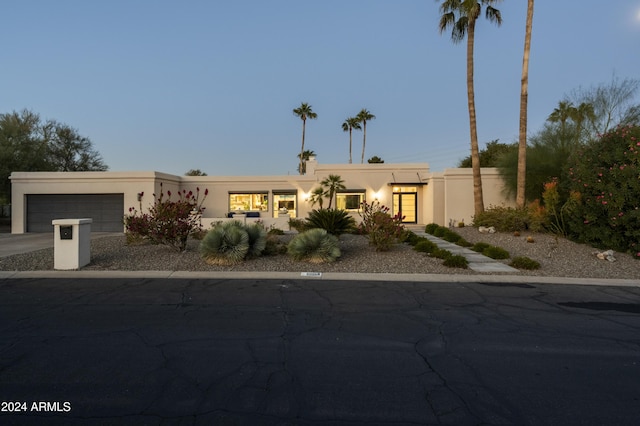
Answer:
[[199, 221, 249, 265], [287, 228, 341, 263]]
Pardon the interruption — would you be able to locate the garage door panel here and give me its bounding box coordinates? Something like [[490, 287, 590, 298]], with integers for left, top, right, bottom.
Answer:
[[27, 194, 124, 232]]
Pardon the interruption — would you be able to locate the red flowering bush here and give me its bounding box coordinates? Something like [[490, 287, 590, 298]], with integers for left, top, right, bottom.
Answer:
[[359, 201, 405, 251], [124, 183, 208, 251], [567, 124, 640, 257]]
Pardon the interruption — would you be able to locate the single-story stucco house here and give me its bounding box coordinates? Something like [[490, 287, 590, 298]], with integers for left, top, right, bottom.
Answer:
[[9, 157, 514, 233]]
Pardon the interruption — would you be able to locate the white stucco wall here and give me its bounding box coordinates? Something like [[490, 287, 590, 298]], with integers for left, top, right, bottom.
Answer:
[[439, 168, 515, 226], [10, 171, 164, 234], [9, 161, 514, 233]]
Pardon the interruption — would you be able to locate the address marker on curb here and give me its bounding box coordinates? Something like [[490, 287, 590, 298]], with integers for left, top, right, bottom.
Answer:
[[301, 272, 322, 277]]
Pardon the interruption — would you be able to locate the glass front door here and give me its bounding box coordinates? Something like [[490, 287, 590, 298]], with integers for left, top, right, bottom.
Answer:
[[392, 191, 417, 224]]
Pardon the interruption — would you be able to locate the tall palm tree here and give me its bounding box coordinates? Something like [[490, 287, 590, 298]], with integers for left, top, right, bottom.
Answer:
[[516, 0, 534, 208], [297, 149, 316, 174], [356, 109, 375, 164], [341, 117, 362, 164], [320, 174, 346, 209], [438, 0, 502, 216], [293, 102, 317, 175]]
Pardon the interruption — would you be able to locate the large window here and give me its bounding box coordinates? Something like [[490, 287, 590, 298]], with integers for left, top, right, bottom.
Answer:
[[336, 190, 365, 211], [273, 191, 297, 218], [229, 192, 268, 212]]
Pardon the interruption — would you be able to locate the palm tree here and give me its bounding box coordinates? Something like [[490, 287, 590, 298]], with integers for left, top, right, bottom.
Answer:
[[570, 102, 595, 144], [547, 100, 575, 135], [341, 117, 362, 164], [438, 0, 502, 216], [297, 149, 316, 174], [309, 186, 326, 210], [516, 0, 534, 208], [356, 109, 375, 164], [293, 102, 317, 175], [367, 155, 384, 163], [320, 174, 346, 209]]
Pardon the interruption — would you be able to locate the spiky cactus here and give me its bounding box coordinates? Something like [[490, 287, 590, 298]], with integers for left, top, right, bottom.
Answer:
[[287, 228, 341, 263]]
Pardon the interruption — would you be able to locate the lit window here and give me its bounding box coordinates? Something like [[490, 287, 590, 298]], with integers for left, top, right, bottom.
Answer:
[[273, 192, 297, 218], [336, 191, 365, 211], [229, 193, 268, 212]]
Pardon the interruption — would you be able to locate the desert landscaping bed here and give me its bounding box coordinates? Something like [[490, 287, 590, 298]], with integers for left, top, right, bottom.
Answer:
[[1, 230, 638, 280]]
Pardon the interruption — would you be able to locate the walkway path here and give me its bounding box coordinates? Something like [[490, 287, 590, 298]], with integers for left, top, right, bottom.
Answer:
[[409, 227, 520, 273]]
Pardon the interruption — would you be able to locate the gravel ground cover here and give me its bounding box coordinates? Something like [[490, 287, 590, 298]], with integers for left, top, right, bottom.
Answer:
[[1, 229, 638, 279], [453, 226, 639, 279]]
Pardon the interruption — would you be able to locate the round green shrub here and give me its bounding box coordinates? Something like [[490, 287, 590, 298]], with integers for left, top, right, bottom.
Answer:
[[457, 238, 473, 247], [200, 222, 249, 265], [482, 245, 510, 259], [414, 239, 438, 253], [403, 230, 421, 245], [471, 242, 491, 253], [510, 256, 541, 270], [424, 223, 439, 234], [443, 255, 469, 269], [262, 233, 288, 256], [472, 205, 530, 232], [287, 228, 341, 263], [431, 248, 453, 260], [441, 229, 461, 243], [433, 227, 446, 238]]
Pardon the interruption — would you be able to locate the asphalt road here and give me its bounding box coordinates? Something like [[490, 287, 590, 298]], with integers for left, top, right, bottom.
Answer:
[[1, 277, 639, 425]]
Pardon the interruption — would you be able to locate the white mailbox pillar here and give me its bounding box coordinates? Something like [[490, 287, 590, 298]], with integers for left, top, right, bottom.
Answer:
[[52, 218, 93, 270]]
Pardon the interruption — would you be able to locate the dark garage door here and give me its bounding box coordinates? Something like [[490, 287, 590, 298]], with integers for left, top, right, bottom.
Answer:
[[27, 194, 124, 232]]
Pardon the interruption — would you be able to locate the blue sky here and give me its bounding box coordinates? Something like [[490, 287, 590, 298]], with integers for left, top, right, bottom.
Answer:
[[3, 1, 640, 176]]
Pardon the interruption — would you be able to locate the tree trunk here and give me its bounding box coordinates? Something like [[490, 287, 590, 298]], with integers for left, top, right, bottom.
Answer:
[[517, 0, 534, 208], [361, 122, 367, 164], [299, 119, 306, 175], [467, 19, 484, 216], [349, 128, 353, 164]]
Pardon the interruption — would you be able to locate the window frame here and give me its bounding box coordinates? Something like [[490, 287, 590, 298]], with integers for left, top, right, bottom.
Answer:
[[228, 191, 269, 212], [272, 190, 297, 218], [335, 189, 366, 212]]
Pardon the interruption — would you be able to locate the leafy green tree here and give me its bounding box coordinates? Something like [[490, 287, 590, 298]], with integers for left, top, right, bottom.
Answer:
[[458, 140, 511, 167], [0, 109, 107, 204], [356, 109, 375, 164], [438, 0, 502, 216], [47, 123, 107, 172], [516, 0, 534, 207], [293, 102, 317, 175], [185, 169, 207, 176], [498, 124, 574, 203], [367, 155, 384, 163], [320, 174, 346, 210], [297, 149, 315, 174], [341, 117, 361, 164]]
